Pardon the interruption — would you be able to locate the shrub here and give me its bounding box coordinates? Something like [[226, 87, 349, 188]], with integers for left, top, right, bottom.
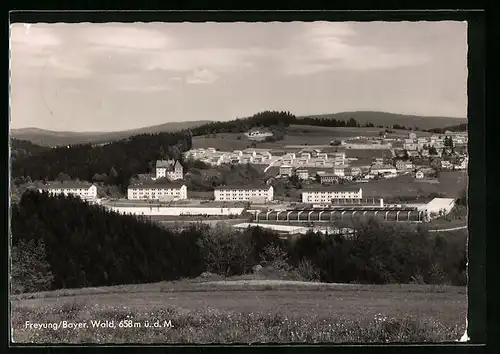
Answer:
[[259, 244, 291, 272], [11, 239, 54, 294], [295, 259, 320, 282]]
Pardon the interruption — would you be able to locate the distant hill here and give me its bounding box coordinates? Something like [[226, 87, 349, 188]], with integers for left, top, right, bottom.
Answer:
[[10, 121, 212, 147], [298, 111, 467, 130], [11, 111, 467, 147]]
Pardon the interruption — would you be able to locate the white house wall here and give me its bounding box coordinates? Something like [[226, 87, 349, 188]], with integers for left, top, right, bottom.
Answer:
[[104, 206, 245, 216]]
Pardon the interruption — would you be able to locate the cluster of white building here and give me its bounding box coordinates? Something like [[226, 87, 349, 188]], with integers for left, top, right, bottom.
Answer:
[[301, 187, 363, 204], [341, 140, 392, 150], [402, 132, 468, 152], [183, 147, 347, 168]]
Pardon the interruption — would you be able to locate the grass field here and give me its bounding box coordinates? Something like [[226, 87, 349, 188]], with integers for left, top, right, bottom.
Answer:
[[191, 126, 429, 151], [348, 171, 467, 199], [298, 112, 466, 130], [11, 278, 466, 344]]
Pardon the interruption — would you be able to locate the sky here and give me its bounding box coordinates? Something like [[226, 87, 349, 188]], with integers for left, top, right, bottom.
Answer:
[[9, 21, 468, 132]]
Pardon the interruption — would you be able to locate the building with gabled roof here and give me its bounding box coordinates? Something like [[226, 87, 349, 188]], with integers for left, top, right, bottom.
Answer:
[[301, 186, 363, 203], [38, 181, 98, 200]]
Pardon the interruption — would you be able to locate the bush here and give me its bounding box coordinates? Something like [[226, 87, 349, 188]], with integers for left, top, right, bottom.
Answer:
[[295, 259, 320, 282], [11, 239, 54, 294], [259, 244, 291, 272]]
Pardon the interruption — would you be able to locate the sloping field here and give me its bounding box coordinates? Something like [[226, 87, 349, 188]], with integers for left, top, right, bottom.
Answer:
[[191, 126, 416, 151], [349, 171, 466, 199], [298, 111, 467, 130], [11, 279, 466, 343], [192, 134, 254, 151], [11, 121, 211, 147]]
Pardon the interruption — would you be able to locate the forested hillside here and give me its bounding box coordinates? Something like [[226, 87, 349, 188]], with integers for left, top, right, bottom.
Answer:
[[11, 192, 466, 294], [13, 111, 466, 148], [10, 191, 280, 292], [11, 131, 192, 191], [189, 110, 296, 136], [10, 138, 50, 162], [11, 120, 210, 147]]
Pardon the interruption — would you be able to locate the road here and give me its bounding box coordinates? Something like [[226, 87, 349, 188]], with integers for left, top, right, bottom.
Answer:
[[428, 225, 467, 233], [264, 147, 309, 173], [264, 157, 283, 173]]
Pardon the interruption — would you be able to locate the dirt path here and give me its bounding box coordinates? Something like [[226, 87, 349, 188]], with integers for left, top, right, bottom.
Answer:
[[429, 225, 467, 232]]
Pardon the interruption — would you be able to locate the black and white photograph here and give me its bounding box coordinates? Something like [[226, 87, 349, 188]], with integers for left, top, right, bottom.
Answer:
[[9, 19, 469, 344]]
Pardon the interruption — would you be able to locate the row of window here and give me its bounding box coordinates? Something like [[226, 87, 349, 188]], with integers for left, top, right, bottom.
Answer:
[[47, 189, 91, 192], [215, 196, 267, 200], [217, 190, 269, 193], [129, 188, 183, 192]]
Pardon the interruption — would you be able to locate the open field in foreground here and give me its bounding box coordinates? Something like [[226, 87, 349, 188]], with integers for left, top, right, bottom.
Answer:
[[11, 279, 466, 344]]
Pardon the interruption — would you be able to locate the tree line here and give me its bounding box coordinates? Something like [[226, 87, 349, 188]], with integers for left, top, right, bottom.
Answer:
[[10, 110, 466, 194], [10, 138, 50, 162], [426, 123, 468, 134], [11, 191, 467, 294], [187, 111, 420, 137], [11, 132, 192, 192]]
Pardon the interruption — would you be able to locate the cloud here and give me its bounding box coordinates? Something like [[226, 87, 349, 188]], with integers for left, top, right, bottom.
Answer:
[[81, 25, 172, 51], [10, 24, 61, 48], [10, 24, 92, 79], [146, 47, 262, 73], [100, 72, 174, 92], [185, 68, 218, 84], [280, 22, 431, 75]]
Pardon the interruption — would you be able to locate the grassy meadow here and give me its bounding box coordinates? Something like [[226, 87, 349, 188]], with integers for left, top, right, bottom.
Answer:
[[11, 279, 466, 344], [348, 171, 467, 199], [190, 125, 421, 151]]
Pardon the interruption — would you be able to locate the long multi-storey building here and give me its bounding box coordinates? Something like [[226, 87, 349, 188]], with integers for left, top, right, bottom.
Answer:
[[38, 181, 98, 200], [127, 182, 187, 201], [214, 185, 274, 202], [301, 187, 363, 204]]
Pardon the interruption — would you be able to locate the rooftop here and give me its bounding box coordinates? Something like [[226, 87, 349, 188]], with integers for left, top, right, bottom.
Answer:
[[215, 184, 271, 191], [129, 182, 185, 189], [41, 181, 94, 189], [302, 186, 362, 193], [156, 159, 175, 168]]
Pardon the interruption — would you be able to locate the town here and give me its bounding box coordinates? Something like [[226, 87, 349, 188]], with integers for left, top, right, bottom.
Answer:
[[37, 129, 467, 237]]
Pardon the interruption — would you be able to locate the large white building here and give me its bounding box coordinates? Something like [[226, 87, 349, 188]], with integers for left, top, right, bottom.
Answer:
[[301, 187, 363, 203], [279, 165, 294, 177], [38, 181, 98, 200], [127, 182, 187, 201], [155, 160, 184, 180], [214, 185, 274, 202], [371, 164, 397, 175]]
